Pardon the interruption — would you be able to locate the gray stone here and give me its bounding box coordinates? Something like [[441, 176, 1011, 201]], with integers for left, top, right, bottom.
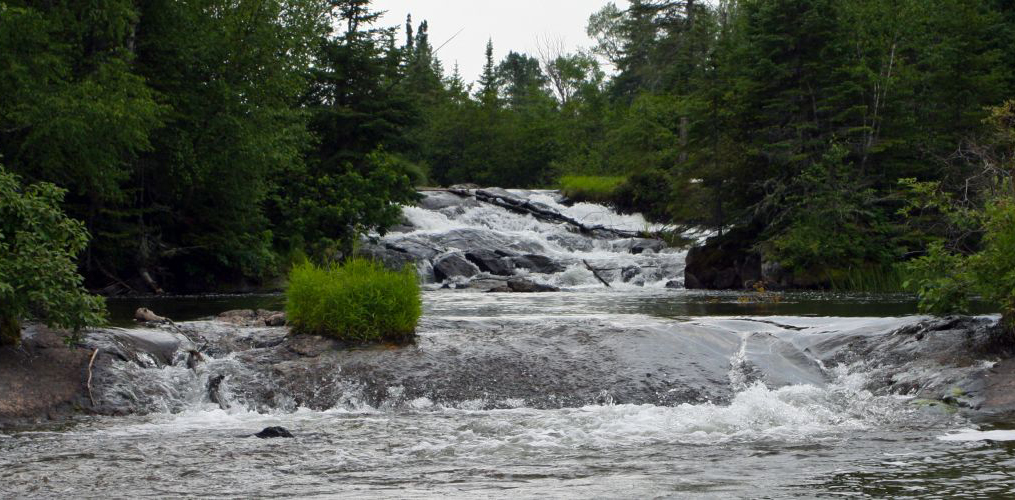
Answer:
[[432, 253, 480, 281], [506, 278, 560, 293], [264, 312, 287, 327], [512, 254, 565, 274], [465, 249, 514, 276]]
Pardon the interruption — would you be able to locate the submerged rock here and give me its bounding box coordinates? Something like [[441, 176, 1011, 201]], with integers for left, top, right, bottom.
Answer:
[[254, 426, 294, 439]]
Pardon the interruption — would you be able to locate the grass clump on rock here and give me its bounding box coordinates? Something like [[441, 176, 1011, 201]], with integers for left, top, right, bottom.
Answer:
[[285, 259, 422, 343], [559, 175, 626, 204]]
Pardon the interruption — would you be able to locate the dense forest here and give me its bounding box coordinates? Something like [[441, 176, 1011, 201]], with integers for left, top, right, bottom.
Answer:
[[1, 0, 1013, 306]]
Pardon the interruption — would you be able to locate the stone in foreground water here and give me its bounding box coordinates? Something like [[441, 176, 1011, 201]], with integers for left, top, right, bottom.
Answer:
[[254, 426, 294, 439]]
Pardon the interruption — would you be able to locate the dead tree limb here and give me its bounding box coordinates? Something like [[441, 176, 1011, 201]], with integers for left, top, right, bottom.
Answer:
[[583, 260, 612, 287]]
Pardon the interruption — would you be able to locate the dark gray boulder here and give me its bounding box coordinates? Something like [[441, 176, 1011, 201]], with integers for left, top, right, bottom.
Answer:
[[465, 249, 514, 276], [254, 426, 294, 439], [432, 253, 480, 281], [683, 226, 762, 290], [506, 278, 560, 293], [512, 254, 565, 274], [631, 239, 666, 254], [418, 191, 481, 210]]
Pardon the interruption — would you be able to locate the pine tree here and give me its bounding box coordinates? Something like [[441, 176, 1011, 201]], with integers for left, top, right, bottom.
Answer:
[[476, 39, 500, 108]]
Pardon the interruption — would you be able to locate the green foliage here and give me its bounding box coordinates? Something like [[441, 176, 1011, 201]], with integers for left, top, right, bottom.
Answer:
[[559, 175, 626, 204], [969, 199, 1015, 329], [3, 0, 1014, 296], [285, 259, 421, 343], [272, 149, 420, 260], [612, 169, 674, 221], [766, 145, 896, 274], [903, 101, 1015, 326], [0, 167, 106, 346]]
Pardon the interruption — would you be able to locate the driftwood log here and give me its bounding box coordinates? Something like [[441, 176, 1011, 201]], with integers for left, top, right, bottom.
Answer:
[[134, 307, 170, 324]]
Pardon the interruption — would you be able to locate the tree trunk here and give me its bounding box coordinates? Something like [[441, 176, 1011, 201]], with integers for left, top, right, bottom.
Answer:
[[679, 115, 689, 164], [0, 314, 21, 346]]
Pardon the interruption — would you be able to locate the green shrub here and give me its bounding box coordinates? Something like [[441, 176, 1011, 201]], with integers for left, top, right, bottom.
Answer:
[[612, 169, 674, 221], [559, 175, 626, 204], [0, 166, 106, 346], [285, 259, 422, 343], [905, 199, 1015, 331]]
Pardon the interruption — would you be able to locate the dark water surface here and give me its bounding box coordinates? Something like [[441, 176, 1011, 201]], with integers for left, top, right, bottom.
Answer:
[[106, 288, 997, 325]]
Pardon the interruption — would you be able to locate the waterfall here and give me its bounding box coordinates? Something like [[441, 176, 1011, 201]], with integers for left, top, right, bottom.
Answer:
[[363, 188, 695, 289]]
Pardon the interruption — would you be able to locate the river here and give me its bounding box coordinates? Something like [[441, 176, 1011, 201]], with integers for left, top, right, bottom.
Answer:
[[2, 189, 1013, 498]]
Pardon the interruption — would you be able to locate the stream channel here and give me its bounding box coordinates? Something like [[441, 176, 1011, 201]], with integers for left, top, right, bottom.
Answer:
[[2, 189, 1014, 498]]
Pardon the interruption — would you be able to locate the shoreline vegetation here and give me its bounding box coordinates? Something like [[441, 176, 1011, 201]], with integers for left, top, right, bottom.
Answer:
[[0, 0, 1013, 339]]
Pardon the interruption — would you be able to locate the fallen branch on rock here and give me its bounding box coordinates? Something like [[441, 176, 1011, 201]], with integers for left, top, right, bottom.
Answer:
[[583, 260, 612, 287]]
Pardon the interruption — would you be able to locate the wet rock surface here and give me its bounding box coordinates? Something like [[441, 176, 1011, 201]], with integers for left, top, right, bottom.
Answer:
[[360, 189, 684, 288], [254, 426, 294, 439], [432, 252, 480, 281], [1, 310, 997, 423]]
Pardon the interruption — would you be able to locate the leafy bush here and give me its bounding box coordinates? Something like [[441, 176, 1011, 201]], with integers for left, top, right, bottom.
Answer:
[[905, 199, 1015, 331], [559, 175, 626, 204], [0, 167, 106, 345], [767, 145, 897, 279], [613, 169, 674, 221], [285, 259, 422, 343]]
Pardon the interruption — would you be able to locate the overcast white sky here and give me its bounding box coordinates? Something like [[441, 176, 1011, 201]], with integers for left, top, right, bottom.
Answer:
[[373, 0, 627, 84]]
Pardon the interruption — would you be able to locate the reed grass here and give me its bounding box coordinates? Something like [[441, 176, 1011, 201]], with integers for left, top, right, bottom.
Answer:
[[286, 259, 422, 343], [559, 175, 626, 204], [827, 264, 906, 293]]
